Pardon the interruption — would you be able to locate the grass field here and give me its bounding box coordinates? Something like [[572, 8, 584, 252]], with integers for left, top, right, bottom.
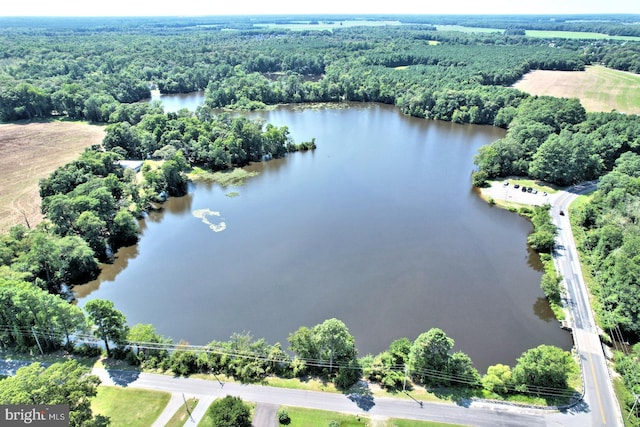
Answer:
[[256, 20, 402, 32], [91, 386, 170, 426], [435, 25, 503, 33], [279, 407, 467, 426], [0, 120, 105, 233], [513, 65, 640, 114], [525, 30, 640, 41]]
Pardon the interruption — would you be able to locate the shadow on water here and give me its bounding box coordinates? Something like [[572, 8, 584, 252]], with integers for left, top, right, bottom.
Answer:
[[533, 297, 558, 322], [72, 244, 140, 299]]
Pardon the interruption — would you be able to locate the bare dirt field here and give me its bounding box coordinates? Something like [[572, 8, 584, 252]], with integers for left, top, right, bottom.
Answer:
[[513, 65, 640, 115], [0, 121, 105, 233]]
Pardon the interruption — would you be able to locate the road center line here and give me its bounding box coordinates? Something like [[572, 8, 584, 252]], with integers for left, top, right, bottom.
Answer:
[[589, 352, 607, 425]]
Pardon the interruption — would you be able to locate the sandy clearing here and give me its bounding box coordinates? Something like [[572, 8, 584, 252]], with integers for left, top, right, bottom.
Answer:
[[0, 121, 105, 233]]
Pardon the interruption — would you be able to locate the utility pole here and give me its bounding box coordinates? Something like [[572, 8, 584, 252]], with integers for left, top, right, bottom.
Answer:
[[628, 394, 640, 422], [403, 364, 408, 392], [31, 327, 44, 355]]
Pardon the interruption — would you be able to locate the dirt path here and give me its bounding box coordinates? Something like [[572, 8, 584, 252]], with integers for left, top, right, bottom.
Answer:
[[0, 121, 104, 233]]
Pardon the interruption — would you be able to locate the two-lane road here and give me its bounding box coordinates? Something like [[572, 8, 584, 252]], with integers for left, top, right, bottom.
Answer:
[[552, 182, 622, 427]]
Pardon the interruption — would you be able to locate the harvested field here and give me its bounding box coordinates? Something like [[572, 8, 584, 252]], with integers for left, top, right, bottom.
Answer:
[[513, 65, 640, 114], [0, 120, 105, 233]]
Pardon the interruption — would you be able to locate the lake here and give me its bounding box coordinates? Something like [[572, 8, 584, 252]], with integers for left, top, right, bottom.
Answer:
[[75, 100, 572, 371]]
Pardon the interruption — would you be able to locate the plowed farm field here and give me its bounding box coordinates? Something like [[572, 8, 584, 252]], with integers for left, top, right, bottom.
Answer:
[[0, 121, 105, 233]]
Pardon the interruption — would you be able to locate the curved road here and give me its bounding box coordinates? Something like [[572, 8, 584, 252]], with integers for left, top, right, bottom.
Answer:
[[552, 182, 622, 427]]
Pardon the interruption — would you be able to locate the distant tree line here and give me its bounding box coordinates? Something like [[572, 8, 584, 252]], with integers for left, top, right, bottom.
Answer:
[[0, 23, 589, 122]]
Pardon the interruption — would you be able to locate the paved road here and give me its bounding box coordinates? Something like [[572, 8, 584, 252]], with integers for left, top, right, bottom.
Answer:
[[552, 182, 623, 427], [0, 360, 596, 427]]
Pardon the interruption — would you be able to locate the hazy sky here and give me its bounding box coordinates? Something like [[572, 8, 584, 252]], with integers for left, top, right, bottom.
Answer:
[[2, 0, 640, 17]]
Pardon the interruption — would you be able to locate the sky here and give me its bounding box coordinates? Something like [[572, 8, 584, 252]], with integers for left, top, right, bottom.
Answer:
[[2, 0, 640, 17]]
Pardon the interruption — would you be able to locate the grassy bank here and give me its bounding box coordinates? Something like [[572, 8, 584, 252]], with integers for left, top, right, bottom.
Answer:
[[91, 386, 170, 426]]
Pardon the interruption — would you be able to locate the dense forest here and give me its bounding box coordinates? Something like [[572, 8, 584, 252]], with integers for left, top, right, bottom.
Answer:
[[1, 15, 640, 422]]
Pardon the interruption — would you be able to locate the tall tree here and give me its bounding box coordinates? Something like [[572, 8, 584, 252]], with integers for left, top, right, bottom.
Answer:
[[409, 328, 454, 386], [84, 299, 128, 357], [313, 318, 357, 373]]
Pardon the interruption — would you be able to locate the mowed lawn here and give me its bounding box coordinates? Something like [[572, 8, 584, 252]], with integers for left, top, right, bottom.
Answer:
[[513, 65, 640, 114], [91, 386, 170, 426], [0, 120, 105, 233], [277, 407, 467, 427]]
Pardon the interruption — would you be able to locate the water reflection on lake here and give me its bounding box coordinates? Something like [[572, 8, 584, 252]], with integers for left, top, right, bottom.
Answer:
[[75, 102, 571, 371]]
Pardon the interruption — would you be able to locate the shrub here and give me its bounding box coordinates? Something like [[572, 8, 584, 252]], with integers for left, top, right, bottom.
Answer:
[[207, 395, 251, 427], [277, 408, 291, 425]]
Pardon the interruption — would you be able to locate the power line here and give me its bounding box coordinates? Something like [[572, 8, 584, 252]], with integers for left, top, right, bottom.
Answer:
[[0, 323, 581, 400]]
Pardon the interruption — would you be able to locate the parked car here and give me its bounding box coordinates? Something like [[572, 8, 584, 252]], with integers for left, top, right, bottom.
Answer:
[[521, 186, 527, 192], [532, 189, 538, 194], [514, 184, 520, 189], [503, 180, 509, 187], [527, 187, 533, 193]]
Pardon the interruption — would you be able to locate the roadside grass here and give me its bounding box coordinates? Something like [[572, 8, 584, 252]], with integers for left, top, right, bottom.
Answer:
[[388, 419, 468, 427], [525, 30, 640, 41], [278, 407, 467, 426], [372, 386, 459, 404], [264, 376, 340, 393], [165, 397, 198, 427], [95, 356, 143, 371], [91, 386, 170, 427], [612, 377, 636, 424], [278, 406, 367, 426]]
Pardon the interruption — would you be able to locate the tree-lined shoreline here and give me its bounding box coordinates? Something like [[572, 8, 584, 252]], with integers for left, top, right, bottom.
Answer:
[[1, 14, 640, 424]]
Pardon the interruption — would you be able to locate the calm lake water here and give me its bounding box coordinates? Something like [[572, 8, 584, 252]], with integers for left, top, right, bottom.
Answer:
[[75, 100, 572, 371]]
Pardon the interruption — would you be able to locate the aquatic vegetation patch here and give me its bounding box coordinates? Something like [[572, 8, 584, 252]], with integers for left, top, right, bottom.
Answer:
[[193, 208, 227, 232]]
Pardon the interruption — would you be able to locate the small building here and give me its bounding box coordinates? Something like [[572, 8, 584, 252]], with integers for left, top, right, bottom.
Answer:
[[115, 160, 144, 173]]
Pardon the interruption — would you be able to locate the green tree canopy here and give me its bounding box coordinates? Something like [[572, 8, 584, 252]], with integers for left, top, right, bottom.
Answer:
[[206, 395, 251, 427], [512, 345, 577, 391], [409, 328, 454, 386], [0, 361, 100, 427], [84, 299, 129, 357]]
